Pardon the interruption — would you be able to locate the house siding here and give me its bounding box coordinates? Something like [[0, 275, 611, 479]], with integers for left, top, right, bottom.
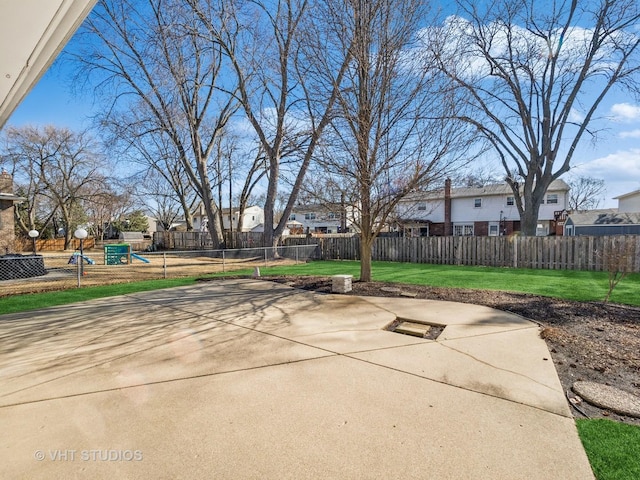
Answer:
[[617, 191, 640, 213], [396, 180, 567, 237], [574, 225, 640, 236]]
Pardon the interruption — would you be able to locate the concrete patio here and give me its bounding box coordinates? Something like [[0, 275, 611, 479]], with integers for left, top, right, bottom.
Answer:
[[0, 279, 594, 479]]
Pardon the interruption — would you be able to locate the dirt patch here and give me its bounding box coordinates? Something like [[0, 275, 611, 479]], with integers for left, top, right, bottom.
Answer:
[[0, 253, 298, 297], [265, 275, 640, 426]]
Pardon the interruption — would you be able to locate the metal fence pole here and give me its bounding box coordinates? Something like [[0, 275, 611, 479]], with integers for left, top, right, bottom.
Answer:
[[76, 254, 81, 288], [163, 252, 167, 279], [295, 245, 299, 264], [222, 250, 225, 273], [264, 247, 268, 268]]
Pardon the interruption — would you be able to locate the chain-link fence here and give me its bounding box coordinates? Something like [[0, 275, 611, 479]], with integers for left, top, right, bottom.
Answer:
[[0, 244, 318, 297]]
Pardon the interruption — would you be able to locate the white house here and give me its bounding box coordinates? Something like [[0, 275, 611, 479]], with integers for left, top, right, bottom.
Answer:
[[395, 179, 570, 236], [614, 189, 640, 213], [287, 203, 357, 234], [192, 205, 264, 233]]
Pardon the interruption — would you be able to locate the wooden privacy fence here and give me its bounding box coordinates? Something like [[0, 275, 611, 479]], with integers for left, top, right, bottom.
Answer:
[[152, 231, 640, 272], [153, 231, 265, 250], [18, 237, 96, 252], [306, 235, 640, 273]]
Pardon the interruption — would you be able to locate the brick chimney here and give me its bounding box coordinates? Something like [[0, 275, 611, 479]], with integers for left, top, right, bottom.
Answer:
[[0, 170, 16, 253], [444, 178, 452, 236], [0, 170, 12, 193]]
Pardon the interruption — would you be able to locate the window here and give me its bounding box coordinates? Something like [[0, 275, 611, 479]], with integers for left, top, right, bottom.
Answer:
[[546, 194, 558, 204], [417, 203, 427, 211], [489, 224, 499, 236], [288, 214, 296, 221], [454, 224, 474, 236], [474, 198, 482, 208], [506, 196, 514, 206], [304, 213, 316, 220]]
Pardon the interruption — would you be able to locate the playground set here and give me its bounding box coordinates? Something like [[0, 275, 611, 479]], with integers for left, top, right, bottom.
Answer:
[[68, 243, 150, 266]]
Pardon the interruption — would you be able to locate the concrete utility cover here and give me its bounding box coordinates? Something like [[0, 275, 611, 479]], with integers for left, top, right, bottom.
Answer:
[[573, 381, 640, 418], [394, 321, 431, 338]]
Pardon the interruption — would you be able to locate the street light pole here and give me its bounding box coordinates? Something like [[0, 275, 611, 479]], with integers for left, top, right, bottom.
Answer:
[[74, 228, 88, 283], [28, 229, 39, 255]]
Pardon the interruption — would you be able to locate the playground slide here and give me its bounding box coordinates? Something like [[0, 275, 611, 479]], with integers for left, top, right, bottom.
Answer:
[[68, 253, 95, 265], [131, 253, 150, 263]]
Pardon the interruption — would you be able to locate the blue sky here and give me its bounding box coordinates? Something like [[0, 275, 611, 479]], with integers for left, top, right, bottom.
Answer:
[[5, 8, 640, 209]]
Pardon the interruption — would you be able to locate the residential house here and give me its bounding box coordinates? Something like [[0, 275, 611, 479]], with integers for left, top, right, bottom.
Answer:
[[395, 178, 570, 237], [564, 188, 640, 236], [564, 210, 640, 236], [614, 189, 640, 213], [0, 171, 26, 252], [288, 203, 356, 234], [192, 205, 264, 233]]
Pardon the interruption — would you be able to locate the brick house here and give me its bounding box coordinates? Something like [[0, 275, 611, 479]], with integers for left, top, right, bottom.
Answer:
[[395, 179, 570, 237], [0, 171, 26, 253]]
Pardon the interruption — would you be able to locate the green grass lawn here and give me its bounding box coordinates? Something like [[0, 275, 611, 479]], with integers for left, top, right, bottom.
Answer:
[[0, 277, 197, 315], [210, 260, 640, 306], [577, 419, 640, 480], [1, 260, 638, 315]]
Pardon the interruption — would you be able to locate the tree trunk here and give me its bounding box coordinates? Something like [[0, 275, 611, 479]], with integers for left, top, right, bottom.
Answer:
[[200, 186, 223, 249], [263, 157, 279, 248], [359, 187, 373, 282], [180, 198, 194, 232], [360, 236, 373, 283], [519, 198, 542, 236], [518, 180, 547, 236]]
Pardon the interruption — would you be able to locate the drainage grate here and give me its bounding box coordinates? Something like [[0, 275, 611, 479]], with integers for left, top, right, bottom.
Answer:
[[385, 317, 444, 340]]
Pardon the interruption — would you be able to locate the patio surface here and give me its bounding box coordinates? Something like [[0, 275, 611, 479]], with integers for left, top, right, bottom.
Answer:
[[0, 279, 594, 479]]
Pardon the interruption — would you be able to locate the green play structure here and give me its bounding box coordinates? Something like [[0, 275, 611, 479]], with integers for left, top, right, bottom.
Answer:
[[104, 243, 131, 265], [104, 244, 150, 265]]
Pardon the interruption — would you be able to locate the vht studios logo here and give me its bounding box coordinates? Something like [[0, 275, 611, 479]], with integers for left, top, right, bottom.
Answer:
[[34, 449, 143, 462]]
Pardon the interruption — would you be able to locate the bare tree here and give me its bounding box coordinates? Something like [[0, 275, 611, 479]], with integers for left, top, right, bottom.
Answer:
[[83, 185, 135, 240], [76, 0, 240, 248], [103, 110, 200, 232], [189, 0, 352, 248], [567, 175, 605, 211], [429, 0, 640, 235], [600, 237, 635, 303], [317, 0, 473, 281], [235, 145, 268, 234], [2, 125, 106, 248]]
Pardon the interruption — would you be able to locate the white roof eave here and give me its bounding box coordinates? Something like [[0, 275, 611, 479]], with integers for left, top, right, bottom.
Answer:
[[0, 0, 98, 129]]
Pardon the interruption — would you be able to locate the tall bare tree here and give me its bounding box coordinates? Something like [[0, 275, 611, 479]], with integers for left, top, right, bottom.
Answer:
[[567, 175, 606, 211], [83, 185, 135, 239], [76, 0, 240, 248], [317, 0, 473, 281], [2, 125, 106, 248], [103, 108, 199, 231], [189, 0, 352, 248], [429, 0, 640, 235], [135, 169, 189, 232]]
